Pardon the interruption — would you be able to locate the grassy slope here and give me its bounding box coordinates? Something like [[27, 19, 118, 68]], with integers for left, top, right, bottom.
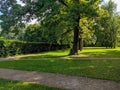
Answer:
[[20, 47, 120, 59], [80, 47, 120, 58], [0, 78, 64, 90], [0, 60, 119, 82], [20, 49, 69, 59]]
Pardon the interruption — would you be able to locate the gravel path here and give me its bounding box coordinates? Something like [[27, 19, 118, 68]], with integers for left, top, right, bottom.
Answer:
[[0, 68, 119, 90]]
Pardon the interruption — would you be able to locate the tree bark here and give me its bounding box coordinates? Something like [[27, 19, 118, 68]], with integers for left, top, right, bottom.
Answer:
[[69, 26, 79, 55], [69, 0, 80, 55], [79, 37, 83, 51]]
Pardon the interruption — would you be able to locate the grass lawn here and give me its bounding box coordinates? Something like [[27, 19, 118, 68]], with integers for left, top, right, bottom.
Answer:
[[20, 47, 120, 59], [0, 78, 64, 90], [80, 47, 120, 58], [20, 49, 69, 59], [0, 60, 119, 82]]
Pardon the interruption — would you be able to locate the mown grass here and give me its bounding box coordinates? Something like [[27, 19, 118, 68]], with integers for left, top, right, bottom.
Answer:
[[21, 47, 120, 59], [20, 49, 69, 59], [0, 78, 64, 90], [80, 47, 120, 58], [0, 60, 119, 82]]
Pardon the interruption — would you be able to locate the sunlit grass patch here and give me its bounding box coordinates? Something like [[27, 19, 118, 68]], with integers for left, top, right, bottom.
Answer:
[[0, 78, 64, 90], [21, 49, 69, 59], [20, 47, 120, 59], [79, 47, 120, 57]]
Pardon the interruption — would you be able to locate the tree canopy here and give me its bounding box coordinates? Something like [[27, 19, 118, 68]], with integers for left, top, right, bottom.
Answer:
[[0, 0, 120, 55]]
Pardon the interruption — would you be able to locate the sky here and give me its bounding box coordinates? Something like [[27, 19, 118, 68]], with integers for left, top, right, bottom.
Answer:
[[17, 0, 25, 6], [0, 0, 120, 15], [103, 0, 120, 12], [17, 0, 120, 12]]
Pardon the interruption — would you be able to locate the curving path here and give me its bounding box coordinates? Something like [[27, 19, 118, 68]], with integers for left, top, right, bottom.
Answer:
[[0, 68, 119, 90]]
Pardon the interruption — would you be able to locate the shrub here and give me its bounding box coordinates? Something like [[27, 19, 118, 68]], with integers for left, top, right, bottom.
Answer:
[[0, 40, 6, 57], [0, 40, 70, 57]]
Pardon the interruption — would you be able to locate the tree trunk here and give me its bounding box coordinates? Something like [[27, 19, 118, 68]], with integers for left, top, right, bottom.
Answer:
[[69, 1, 80, 55], [69, 26, 79, 55], [79, 37, 83, 51]]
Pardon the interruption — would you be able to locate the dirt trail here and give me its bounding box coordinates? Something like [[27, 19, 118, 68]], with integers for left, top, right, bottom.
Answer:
[[0, 68, 119, 90]]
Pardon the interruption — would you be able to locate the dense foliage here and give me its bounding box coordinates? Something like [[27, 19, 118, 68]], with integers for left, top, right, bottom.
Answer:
[[94, 0, 120, 48], [0, 39, 69, 57], [23, 24, 72, 44], [0, 0, 102, 55], [0, 0, 120, 55]]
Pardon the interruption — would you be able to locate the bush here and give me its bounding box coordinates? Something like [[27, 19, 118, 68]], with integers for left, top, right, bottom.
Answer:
[[0, 40, 6, 57], [0, 40, 70, 57]]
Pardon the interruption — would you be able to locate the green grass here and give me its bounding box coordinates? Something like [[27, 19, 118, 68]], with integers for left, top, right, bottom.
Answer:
[[20, 47, 120, 59], [0, 78, 64, 90], [0, 60, 119, 82], [80, 47, 120, 58], [21, 49, 69, 59]]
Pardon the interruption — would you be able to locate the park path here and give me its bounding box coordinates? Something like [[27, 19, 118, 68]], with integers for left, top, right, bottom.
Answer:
[[0, 68, 119, 90], [0, 52, 120, 61], [0, 56, 120, 61]]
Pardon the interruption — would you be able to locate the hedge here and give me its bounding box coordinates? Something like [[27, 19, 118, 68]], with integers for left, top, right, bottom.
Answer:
[[0, 40, 70, 57]]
